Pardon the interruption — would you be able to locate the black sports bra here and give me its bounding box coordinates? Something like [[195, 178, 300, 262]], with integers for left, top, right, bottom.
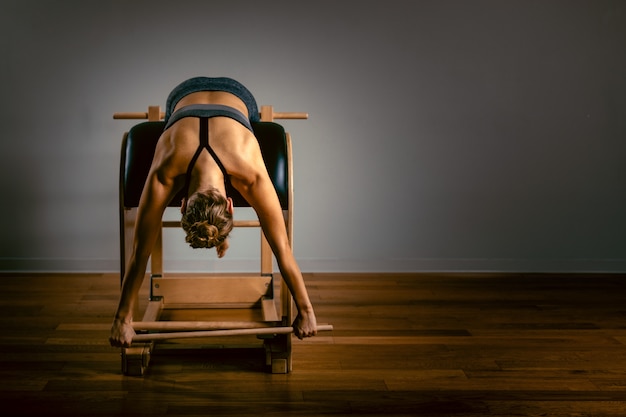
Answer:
[[165, 104, 254, 198]]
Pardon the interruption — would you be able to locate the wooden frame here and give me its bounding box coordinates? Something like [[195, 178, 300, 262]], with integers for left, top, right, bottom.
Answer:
[[116, 105, 305, 375]]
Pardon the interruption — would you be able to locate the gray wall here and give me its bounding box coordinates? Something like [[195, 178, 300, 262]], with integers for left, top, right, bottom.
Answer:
[[1, 0, 624, 273]]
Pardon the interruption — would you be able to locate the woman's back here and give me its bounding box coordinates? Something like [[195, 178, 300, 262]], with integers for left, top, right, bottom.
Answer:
[[151, 92, 265, 192]]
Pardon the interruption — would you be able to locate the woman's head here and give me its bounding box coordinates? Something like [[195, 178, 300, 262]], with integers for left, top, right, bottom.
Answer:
[[181, 188, 233, 249]]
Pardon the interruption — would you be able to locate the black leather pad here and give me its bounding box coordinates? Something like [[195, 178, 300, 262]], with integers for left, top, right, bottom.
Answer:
[[120, 121, 289, 209]]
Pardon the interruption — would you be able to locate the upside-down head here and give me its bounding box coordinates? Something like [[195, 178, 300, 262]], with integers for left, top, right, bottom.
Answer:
[[181, 188, 233, 249]]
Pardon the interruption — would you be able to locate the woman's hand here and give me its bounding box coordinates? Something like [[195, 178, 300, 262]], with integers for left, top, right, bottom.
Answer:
[[292, 307, 318, 339], [109, 318, 136, 348], [216, 238, 229, 258]]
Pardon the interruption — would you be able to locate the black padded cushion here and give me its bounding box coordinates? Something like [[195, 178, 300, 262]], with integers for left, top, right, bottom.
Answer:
[[121, 121, 289, 209]]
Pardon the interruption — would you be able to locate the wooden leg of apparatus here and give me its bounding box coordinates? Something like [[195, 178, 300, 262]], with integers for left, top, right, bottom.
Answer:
[[122, 342, 153, 376], [121, 299, 163, 376], [263, 333, 292, 374]]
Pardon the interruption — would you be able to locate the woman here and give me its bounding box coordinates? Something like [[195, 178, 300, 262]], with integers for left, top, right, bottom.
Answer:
[[109, 77, 317, 348]]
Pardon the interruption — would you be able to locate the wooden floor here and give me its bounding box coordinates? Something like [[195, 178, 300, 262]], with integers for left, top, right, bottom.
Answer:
[[1, 272, 626, 416]]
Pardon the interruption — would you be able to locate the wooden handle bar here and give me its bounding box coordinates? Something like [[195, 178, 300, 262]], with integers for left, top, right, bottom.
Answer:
[[132, 324, 333, 343], [270, 112, 308, 119], [113, 112, 166, 120], [113, 111, 308, 120]]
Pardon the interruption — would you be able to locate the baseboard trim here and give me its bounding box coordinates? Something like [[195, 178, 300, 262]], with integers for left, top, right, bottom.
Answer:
[[0, 257, 624, 274]]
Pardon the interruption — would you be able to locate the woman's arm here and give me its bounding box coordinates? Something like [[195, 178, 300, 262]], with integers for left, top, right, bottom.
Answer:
[[232, 171, 317, 339], [110, 169, 177, 347]]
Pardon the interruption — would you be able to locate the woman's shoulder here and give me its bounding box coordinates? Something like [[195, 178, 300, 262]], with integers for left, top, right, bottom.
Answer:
[[219, 130, 267, 181], [153, 126, 198, 172]]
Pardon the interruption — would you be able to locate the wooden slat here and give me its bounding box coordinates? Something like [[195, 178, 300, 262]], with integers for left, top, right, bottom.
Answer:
[[150, 228, 163, 277], [141, 299, 163, 322], [260, 232, 272, 275], [132, 320, 276, 331], [120, 207, 136, 280], [162, 219, 260, 228], [261, 297, 279, 322], [151, 274, 272, 307]]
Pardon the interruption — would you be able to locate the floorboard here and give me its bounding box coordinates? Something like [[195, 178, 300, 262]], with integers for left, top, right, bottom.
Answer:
[[0, 272, 625, 416]]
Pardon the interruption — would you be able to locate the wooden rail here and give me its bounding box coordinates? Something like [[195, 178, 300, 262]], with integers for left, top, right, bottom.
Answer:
[[113, 105, 308, 122], [132, 324, 334, 343]]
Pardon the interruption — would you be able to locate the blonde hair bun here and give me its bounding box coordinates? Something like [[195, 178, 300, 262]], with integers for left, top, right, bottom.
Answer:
[[181, 188, 234, 249], [187, 221, 220, 248]]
